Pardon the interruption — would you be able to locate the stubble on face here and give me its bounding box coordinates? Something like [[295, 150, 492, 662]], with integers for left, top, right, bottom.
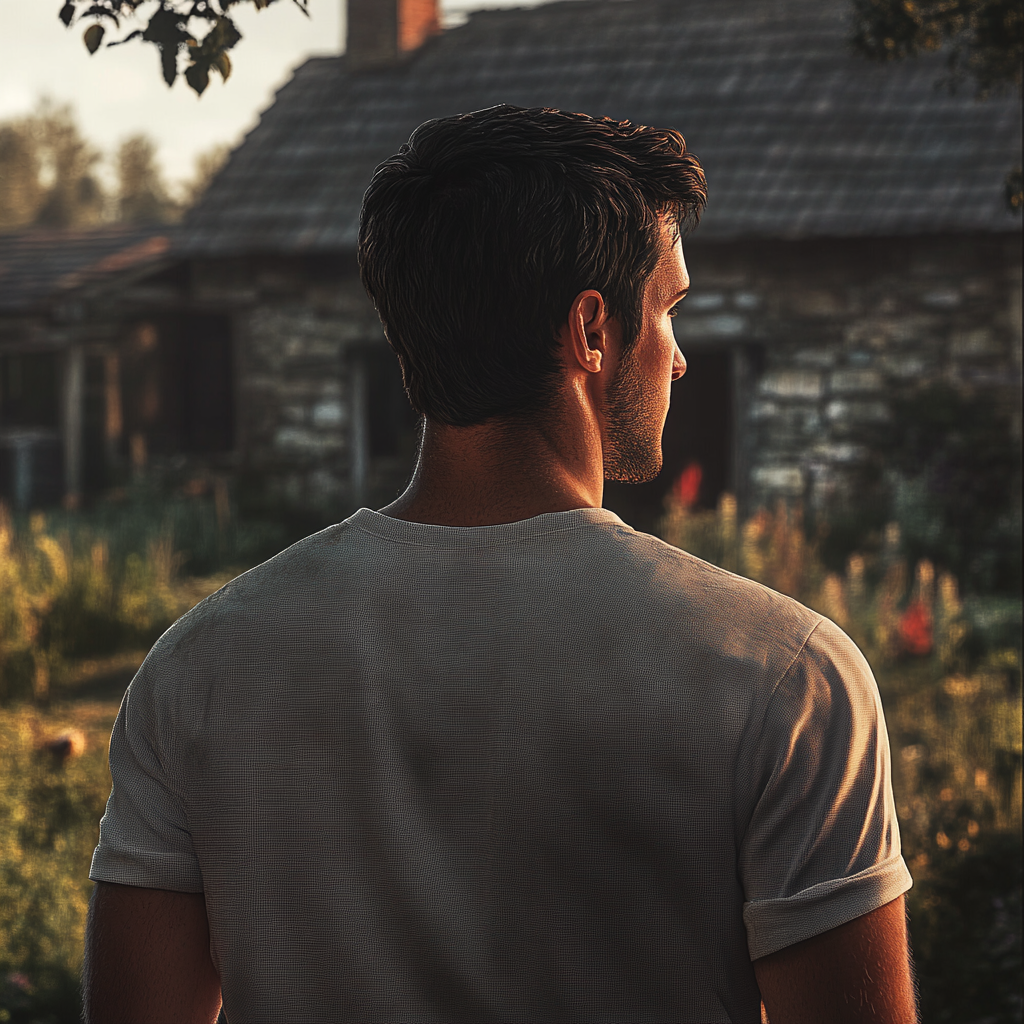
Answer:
[[602, 342, 665, 483], [601, 220, 688, 484]]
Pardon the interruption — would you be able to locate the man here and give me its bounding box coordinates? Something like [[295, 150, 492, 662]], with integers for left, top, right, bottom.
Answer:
[[84, 106, 916, 1023]]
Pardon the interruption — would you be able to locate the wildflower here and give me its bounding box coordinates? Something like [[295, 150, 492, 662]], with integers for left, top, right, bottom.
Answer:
[[6, 972, 33, 994], [898, 599, 933, 656], [673, 462, 702, 508]]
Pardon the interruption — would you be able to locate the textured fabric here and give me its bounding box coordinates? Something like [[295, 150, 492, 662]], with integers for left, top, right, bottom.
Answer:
[[90, 507, 911, 1023]]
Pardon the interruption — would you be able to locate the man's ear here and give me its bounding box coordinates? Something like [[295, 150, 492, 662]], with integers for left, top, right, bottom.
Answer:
[[563, 289, 612, 374]]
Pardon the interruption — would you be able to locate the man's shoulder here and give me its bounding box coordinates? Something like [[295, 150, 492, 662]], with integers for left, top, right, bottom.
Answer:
[[144, 520, 359, 660], [606, 524, 821, 625], [580, 523, 825, 681]]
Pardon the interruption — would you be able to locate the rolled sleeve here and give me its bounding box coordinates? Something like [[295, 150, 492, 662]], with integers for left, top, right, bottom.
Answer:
[[90, 657, 203, 893], [739, 617, 912, 960]]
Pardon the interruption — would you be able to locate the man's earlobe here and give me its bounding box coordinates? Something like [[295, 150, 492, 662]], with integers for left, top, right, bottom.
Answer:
[[583, 341, 603, 371], [572, 291, 608, 373]]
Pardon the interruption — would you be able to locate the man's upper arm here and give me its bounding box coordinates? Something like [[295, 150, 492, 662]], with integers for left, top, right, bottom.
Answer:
[[754, 895, 917, 1023], [739, 617, 912, 959], [90, 650, 205, 893], [83, 880, 222, 1024]]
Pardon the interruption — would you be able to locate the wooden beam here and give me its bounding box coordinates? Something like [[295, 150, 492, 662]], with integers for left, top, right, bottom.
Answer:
[[104, 350, 122, 475], [63, 345, 84, 507], [350, 353, 369, 508]]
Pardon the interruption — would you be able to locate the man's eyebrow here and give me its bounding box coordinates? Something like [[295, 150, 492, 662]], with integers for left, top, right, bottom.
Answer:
[[671, 287, 690, 301]]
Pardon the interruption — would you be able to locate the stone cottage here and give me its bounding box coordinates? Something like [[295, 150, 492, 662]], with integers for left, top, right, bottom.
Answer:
[[175, 0, 1020, 533], [3, 0, 1020, 540]]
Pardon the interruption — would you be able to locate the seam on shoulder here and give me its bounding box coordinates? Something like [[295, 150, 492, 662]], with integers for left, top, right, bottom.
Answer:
[[740, 614, 827, 789], [769, 616, 827, 706]]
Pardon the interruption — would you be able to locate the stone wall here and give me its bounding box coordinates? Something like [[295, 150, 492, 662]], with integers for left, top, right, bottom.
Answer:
[[180, 233, 1020, 539], [676, 232, 1022, 515], [190, 254, 402, 518]]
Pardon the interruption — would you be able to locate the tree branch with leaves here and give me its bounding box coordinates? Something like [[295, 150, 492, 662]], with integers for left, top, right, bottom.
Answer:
[[58, 0, 309, 95], [851, 0, 1023, 211]]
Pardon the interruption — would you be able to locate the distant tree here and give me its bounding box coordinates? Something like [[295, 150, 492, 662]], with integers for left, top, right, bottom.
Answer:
[[179, 142, 232, 208], [30, 101, 106, 229], [0, 101, 200, 233], [58, 0, 309, 96], [116, 134, 178, 223], [0, 123, 43, 231], [851, 0, 1023, 211], [0, 100, 104, 231]]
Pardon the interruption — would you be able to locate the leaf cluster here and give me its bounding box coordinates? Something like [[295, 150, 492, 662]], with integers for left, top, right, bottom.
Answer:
[[851, 0, 1023, 99], [883, 383, 1022, 595], [57, 0, 309, 96]]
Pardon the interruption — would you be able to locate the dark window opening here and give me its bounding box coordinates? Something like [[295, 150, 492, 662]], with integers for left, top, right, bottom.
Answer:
[[603, 349, 733, 535], [170, 314, 234, 454], [121, 314, 234, 459], [0, 351, 62, 508], [0, 352, 59, 429]]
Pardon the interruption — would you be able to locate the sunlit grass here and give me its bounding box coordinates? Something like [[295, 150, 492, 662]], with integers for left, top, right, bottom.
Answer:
[[0, 495, 281, 705], [0, 703, 116, 1022]]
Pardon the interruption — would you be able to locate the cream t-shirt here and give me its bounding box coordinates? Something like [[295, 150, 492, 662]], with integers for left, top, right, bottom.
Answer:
[[91, 507, 911, 1023]]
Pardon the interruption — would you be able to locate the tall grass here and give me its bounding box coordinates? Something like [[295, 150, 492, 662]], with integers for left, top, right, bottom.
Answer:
[[0, 494, 272, 1023], [0, 706, 111, 1023], [0, 495, 287, 704]]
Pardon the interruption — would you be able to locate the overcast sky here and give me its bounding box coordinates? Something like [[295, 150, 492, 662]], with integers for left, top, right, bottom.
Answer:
[[0, 0, 550, 189]]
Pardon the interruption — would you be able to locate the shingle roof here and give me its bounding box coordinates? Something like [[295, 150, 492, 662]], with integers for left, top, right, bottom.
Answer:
[[180, 0, 1022, 255], [0, 226, 174, 312]]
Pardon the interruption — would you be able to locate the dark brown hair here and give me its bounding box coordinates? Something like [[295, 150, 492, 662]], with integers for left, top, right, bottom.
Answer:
[[358, 105, 707, 426]]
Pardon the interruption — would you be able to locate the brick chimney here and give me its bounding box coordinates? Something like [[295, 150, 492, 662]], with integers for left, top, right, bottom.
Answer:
[[347, 0, 441, 71]]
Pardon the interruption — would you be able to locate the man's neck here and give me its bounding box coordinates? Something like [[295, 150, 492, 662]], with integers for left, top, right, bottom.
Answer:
[[378, 413, 605, 527]]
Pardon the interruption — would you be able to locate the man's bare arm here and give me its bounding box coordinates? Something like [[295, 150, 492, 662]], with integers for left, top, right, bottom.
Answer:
[[754, 896, 917, 1024], [83, 880, 222, 1024]]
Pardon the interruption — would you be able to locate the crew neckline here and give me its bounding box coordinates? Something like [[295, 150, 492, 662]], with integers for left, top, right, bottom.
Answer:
[[346, 506, 629, 548]]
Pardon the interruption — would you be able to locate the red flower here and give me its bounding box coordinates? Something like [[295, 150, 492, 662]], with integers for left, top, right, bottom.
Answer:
[[674, 462, 703, 508], [898, 600, 933, 656]]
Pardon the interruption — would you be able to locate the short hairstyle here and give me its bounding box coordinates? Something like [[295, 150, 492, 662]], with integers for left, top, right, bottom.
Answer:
[[358, 105, 707, 427]]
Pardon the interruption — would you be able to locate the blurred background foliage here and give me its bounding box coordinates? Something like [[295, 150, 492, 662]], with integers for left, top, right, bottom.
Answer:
[[0, 492, 287, 706], [851, 0, 1022, 210], [0, 98, 230, 233], [813, 381, 1022, 598], [0, 486, 1020, 1022], [851, 0, 1022, 99], [57, 0, 309, 97]]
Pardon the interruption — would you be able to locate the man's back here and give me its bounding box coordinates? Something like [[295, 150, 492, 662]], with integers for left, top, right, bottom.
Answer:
[[90, 508, 909, 1023]]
